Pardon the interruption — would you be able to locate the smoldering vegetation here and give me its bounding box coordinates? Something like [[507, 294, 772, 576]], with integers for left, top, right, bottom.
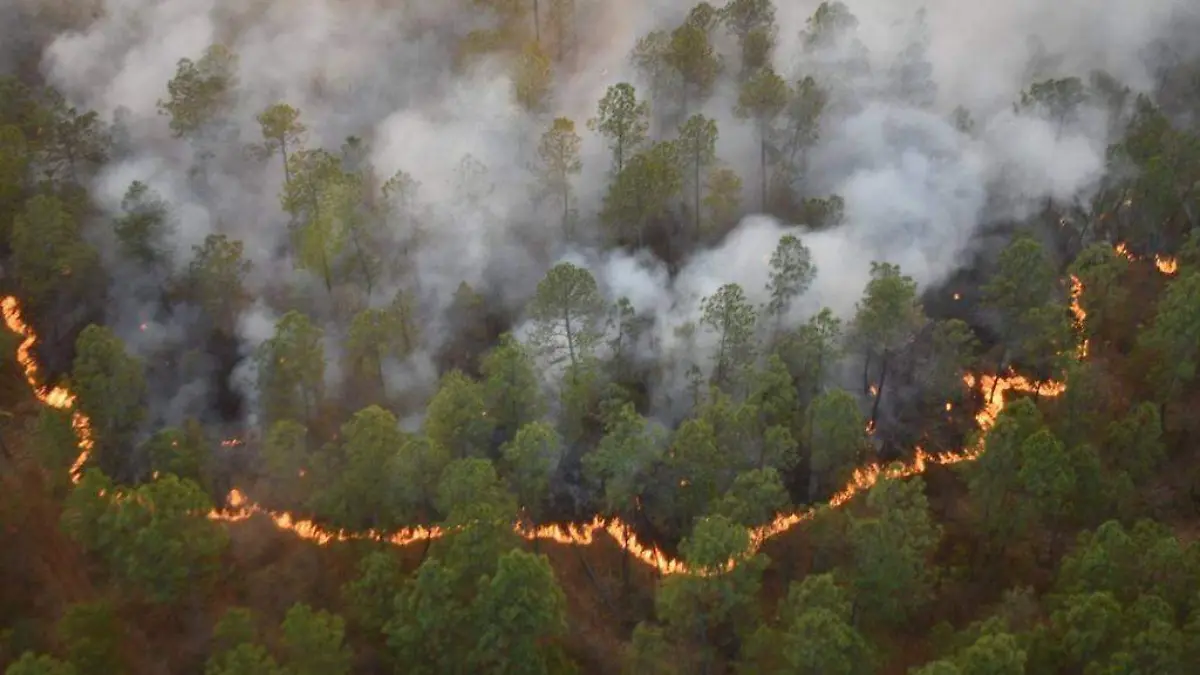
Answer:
[[3, 0, 1199, 529]]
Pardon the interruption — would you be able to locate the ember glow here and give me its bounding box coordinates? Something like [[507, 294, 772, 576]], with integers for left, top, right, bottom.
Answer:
[[0, 245, 1165, 575]]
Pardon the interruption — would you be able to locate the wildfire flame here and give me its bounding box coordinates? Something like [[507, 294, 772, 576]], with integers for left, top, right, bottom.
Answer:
[[0, 243, 1163, 576]]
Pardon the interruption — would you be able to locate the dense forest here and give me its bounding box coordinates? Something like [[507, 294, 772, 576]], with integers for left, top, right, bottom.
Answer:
[[2, 0, 1200, 672]]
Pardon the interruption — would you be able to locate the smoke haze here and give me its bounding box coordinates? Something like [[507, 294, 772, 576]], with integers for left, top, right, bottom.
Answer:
[[17, 0, 1200, 424]]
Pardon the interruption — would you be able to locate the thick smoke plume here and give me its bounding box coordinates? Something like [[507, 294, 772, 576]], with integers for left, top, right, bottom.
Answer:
[[19, 0, 1199, 426]]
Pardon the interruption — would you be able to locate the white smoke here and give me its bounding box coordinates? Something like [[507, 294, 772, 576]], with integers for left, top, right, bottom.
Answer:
[[23, 0, 1197, 424]]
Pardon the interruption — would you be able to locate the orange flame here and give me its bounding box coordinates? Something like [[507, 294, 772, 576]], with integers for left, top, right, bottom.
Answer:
[[0, 246, 1159, 576], [1, 297, 94, 483]]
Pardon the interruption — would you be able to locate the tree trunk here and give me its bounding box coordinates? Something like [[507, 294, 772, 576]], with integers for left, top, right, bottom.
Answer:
[[533, 0, 540, 43], [868, 351, 889, 430], [861, 351, 872, 394], [759, 133, 768, 211]]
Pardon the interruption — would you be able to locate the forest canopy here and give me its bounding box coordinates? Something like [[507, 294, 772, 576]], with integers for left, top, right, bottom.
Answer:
[[2, 0, 1200, 673]]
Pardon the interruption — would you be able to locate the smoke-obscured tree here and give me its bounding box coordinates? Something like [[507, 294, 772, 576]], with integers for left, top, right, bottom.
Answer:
[[36, 89, 110, 184], [700, 282, 757, 392], [251, 102, 306, 185], [803, 388, 866, 500], [341, 550, 404, 635], [535, 117, 582, 239], [310, 406, 406, 531], [500, 422, 562, 528], [654, 515, 766, 671], [1018, 77, 1087, 134], [345, 295, 418, 397], [675, 114, 718, 237], [588, 83, 649, 176], [258, 419, 311, 511], [665, 13, 723, 116], [607, 297, 651, 381], [4, 653, 77, 675], [734, 66, 787, 210], [915, 318, 979, 410], [468, 550, 570, 673], [157, 44, 238, 138], [764, 234, 816, 336], [72, 325, 146, 478], [513, 41, 553, 112], [849, 474, 941, 628], [1106, 97, 1200, 251], [702, 165, 742, 233], [11, 194, 102, 319], [256, 311, 325, 427], [62, 471, 227, 605], [546, 0, 575, 62], [889, 8, 936, 108], [113, 181, 173, 269], [853, 262, 925, 429], [600, 140, 682, 247], [1136, 271, 1200, 423], [56, 600, 123, 675], [187, 234, 251, 333], [440, 281, 491, 374], [983, 236, 1059, 371], [720, 0, 776, 76], [527, 262, 606, 371], [282, 148, 352, 292], [424, 371, 495, 460], [280, 604, 352, 675], [780, 307, 842, 405], [481, 333, 545, 441], [712, 467, 790, 529], [774, 76, 827, 203]]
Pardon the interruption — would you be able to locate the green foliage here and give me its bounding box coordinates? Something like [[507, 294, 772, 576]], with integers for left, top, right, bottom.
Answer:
[[481, 334, 545, 439], [500, 422, 563, 524], [700, 282, 757, 390], [341, 550, 405, 634], [587, 83, 649, 175], [56, 601, 123, 675], [280, 603, 352, 675], [11, 194, 102, 313], [62, 471, 228, 604], [849, 474, 941, 627], [468, 550, 571, 674], [158, 44, 239, 137], [424, 371, 494, 460], [311, 405, 408, 532], [256, 311, 325, 426], [71, 325, 146, 476], [527, 262, 606, 369], [4, 653, 77, 675], [804, 388, 866, 498], [187, 234, 251, 331]]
